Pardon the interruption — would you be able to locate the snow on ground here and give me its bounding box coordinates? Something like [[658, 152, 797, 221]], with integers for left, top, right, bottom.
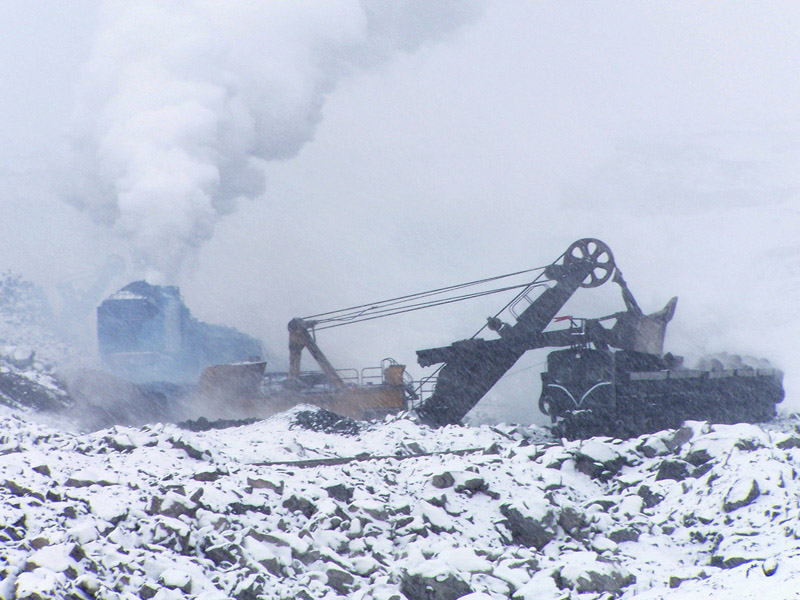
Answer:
[[2, 406, 800, 599]]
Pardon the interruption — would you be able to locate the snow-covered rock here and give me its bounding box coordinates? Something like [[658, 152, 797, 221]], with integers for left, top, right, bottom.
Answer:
[[559, 551, 636, 593], [1, 406, 800, 599], [722, 478, 760, 512]]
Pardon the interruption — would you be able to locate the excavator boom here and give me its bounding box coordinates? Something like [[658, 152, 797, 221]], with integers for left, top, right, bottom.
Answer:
[[415, 239, 616, 426]]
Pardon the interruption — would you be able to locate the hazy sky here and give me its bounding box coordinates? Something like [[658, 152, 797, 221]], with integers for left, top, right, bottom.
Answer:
[[1, 2, 798, 420]]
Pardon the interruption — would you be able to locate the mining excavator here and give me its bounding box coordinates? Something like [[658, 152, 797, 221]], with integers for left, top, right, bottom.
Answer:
[[414, 238, 783, 438], [200, 238, 784, 438]]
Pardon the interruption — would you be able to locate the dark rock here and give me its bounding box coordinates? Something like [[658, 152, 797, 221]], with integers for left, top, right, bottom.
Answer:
[[395, 515, 415, 529], [169, 438, 206, 460], [69, 544, 86, 562], [559, 506, 589, 540], [32, 464, 51, 477], [426, 495, 447, 509], [455, 476, 487, 496], [205, 544, 238, 567], [656, 460, 692, 482], [4, 480, 44, 501], [65, 475, 113, 488], [292, 409, 361, 435], [147, 495, 197, 519], [689, 529, 707, 543], [636, 438, 666, 458], [573, 443, 625, 481], [734, 439, 760, 451], [697, 514, 714, 525], [326, 568, 355, 594], [404, 441, 425, 454], [711, 555, 752, 569], [104, 434, 137, 452], [360, 502, 388, 520], [670, 571, 710, 589], [192, 469, 224, 482], [723, 478, 760, 512], [247, 477, 284, 493], [233, 574, 266, 600], [665, 426, 694, 452], [483, 442, 502, 455], [776, 436, 800, 450], [0, 526, 24, 542], [326, 484, 354, 503], [139, 584, 158, 599], [561, 561, 636, 594], [247, 530, 287, 547], [282, 495, 317, 518], [637, 484, 664, 508], [500, 504, 557, 550], [229, 501, 270, 516], [431, 472, 455, 489], [608, 527, 640, 543], [639, 444, 658, 459], [30, 537, 49, 550], [763, 558, 778, 577], [574, 457, 604, 479], [692, 463, 714, 478], [401, 572, 472, 600], [685, 449, 712, 466], [259, 555, 284, 576], [76, 576, 100, 596], [178, 416, 259, 432], [45, 490, 61, 502], [585, 499, 616, 511], [546, 458, 568, 469]]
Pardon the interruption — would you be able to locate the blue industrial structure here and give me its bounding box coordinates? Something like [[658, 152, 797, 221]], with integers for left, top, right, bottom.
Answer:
[[97, 281, 264, 383]]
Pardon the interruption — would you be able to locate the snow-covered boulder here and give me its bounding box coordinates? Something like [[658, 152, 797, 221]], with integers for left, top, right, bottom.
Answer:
[[500, 499, 558, 550], [723, 478, 760, 512], [558, 551, 635, 593]]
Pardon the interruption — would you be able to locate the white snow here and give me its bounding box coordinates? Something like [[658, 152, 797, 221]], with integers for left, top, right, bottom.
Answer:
[[27, 544, 74, 572], [159, 568, 192, 589], [577, 439, 621, 464], [2, 407, 800, 598]]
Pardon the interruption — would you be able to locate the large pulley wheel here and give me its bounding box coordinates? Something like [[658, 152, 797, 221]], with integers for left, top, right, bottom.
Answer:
[[563, 238, 615, 288]]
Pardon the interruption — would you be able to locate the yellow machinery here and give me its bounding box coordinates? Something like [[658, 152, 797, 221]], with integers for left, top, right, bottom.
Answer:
[[199, 318, 411, 420]]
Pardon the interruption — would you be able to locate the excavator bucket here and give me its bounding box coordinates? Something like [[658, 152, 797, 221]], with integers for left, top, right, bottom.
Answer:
[[611, 297, 678, 355]]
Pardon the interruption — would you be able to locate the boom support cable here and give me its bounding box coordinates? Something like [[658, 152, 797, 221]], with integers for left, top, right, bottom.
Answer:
[[313, 282, 535, 330], [302, 265, 548, 325], [296, 248, 571, 398]]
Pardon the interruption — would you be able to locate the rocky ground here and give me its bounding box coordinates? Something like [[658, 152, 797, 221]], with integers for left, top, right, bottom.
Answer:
[[2, 404, 800, 600]]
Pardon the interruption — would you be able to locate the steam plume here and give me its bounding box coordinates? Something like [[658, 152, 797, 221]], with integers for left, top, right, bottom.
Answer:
[[67, 0, 480, 281]]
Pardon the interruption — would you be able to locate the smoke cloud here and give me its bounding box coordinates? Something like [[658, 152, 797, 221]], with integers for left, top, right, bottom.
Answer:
[[66, 0, 480, 282]]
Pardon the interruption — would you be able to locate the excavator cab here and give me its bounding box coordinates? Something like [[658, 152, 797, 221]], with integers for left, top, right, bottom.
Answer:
[[539, 348, 616, 437]]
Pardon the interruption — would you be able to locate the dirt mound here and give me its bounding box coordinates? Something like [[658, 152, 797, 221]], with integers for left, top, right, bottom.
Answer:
[[177, 416, 260, 431], [291, 408, 361, 435]]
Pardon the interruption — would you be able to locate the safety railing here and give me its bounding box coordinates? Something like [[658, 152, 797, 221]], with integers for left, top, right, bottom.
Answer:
[[508, 283, 549, 320]]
